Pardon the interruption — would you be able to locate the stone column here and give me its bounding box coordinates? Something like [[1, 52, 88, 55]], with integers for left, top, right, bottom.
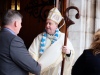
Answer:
[[68, 0, 95, 62], [85, 0, 95, 49], [68, 0, 86, 62], [95, 0, 100, 31]]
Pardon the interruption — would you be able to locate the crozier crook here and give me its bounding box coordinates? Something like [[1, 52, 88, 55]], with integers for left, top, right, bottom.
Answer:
[[61, 6, 80, 75]]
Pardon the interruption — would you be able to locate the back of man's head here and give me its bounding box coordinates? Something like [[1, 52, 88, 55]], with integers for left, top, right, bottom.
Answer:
[[1, 9, 23, 27]]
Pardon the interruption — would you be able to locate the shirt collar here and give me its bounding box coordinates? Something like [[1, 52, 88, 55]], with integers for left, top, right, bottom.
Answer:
[[4, 28, 16, 35]]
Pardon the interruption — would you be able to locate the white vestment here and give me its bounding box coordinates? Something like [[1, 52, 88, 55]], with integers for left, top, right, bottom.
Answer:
[[29, 31, 75, 75]]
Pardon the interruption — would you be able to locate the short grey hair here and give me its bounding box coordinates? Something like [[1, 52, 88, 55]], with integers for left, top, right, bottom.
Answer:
[[2, 9, 23, 26]]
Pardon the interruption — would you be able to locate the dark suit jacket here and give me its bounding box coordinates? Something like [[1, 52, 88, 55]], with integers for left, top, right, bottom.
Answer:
[[0, 28, 41, 75], [72, 49, 100, 75]]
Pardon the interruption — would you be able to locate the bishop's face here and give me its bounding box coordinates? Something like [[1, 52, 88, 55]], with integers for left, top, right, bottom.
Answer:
[[45, 19, 58, 35]]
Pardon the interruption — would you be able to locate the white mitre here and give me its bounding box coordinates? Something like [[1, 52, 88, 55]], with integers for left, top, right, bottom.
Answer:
[[47, 7, 63, 24]]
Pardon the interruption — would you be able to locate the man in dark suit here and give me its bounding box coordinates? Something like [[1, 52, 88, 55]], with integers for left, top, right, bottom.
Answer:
[[0, 9, 41, 75]]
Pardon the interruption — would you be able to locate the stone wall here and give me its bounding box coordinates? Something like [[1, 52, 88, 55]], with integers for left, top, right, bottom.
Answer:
[[68, 0, 100, 63]]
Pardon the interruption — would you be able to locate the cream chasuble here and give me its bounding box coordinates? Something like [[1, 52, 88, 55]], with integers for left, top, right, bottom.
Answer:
[[29, 32, 75, 75]]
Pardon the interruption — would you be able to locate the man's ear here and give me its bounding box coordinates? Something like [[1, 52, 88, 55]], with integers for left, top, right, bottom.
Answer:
[[14, 21, 17, 27]]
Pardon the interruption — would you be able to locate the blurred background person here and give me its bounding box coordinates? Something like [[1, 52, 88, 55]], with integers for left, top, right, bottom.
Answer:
[[72, 29, 100, 75]]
